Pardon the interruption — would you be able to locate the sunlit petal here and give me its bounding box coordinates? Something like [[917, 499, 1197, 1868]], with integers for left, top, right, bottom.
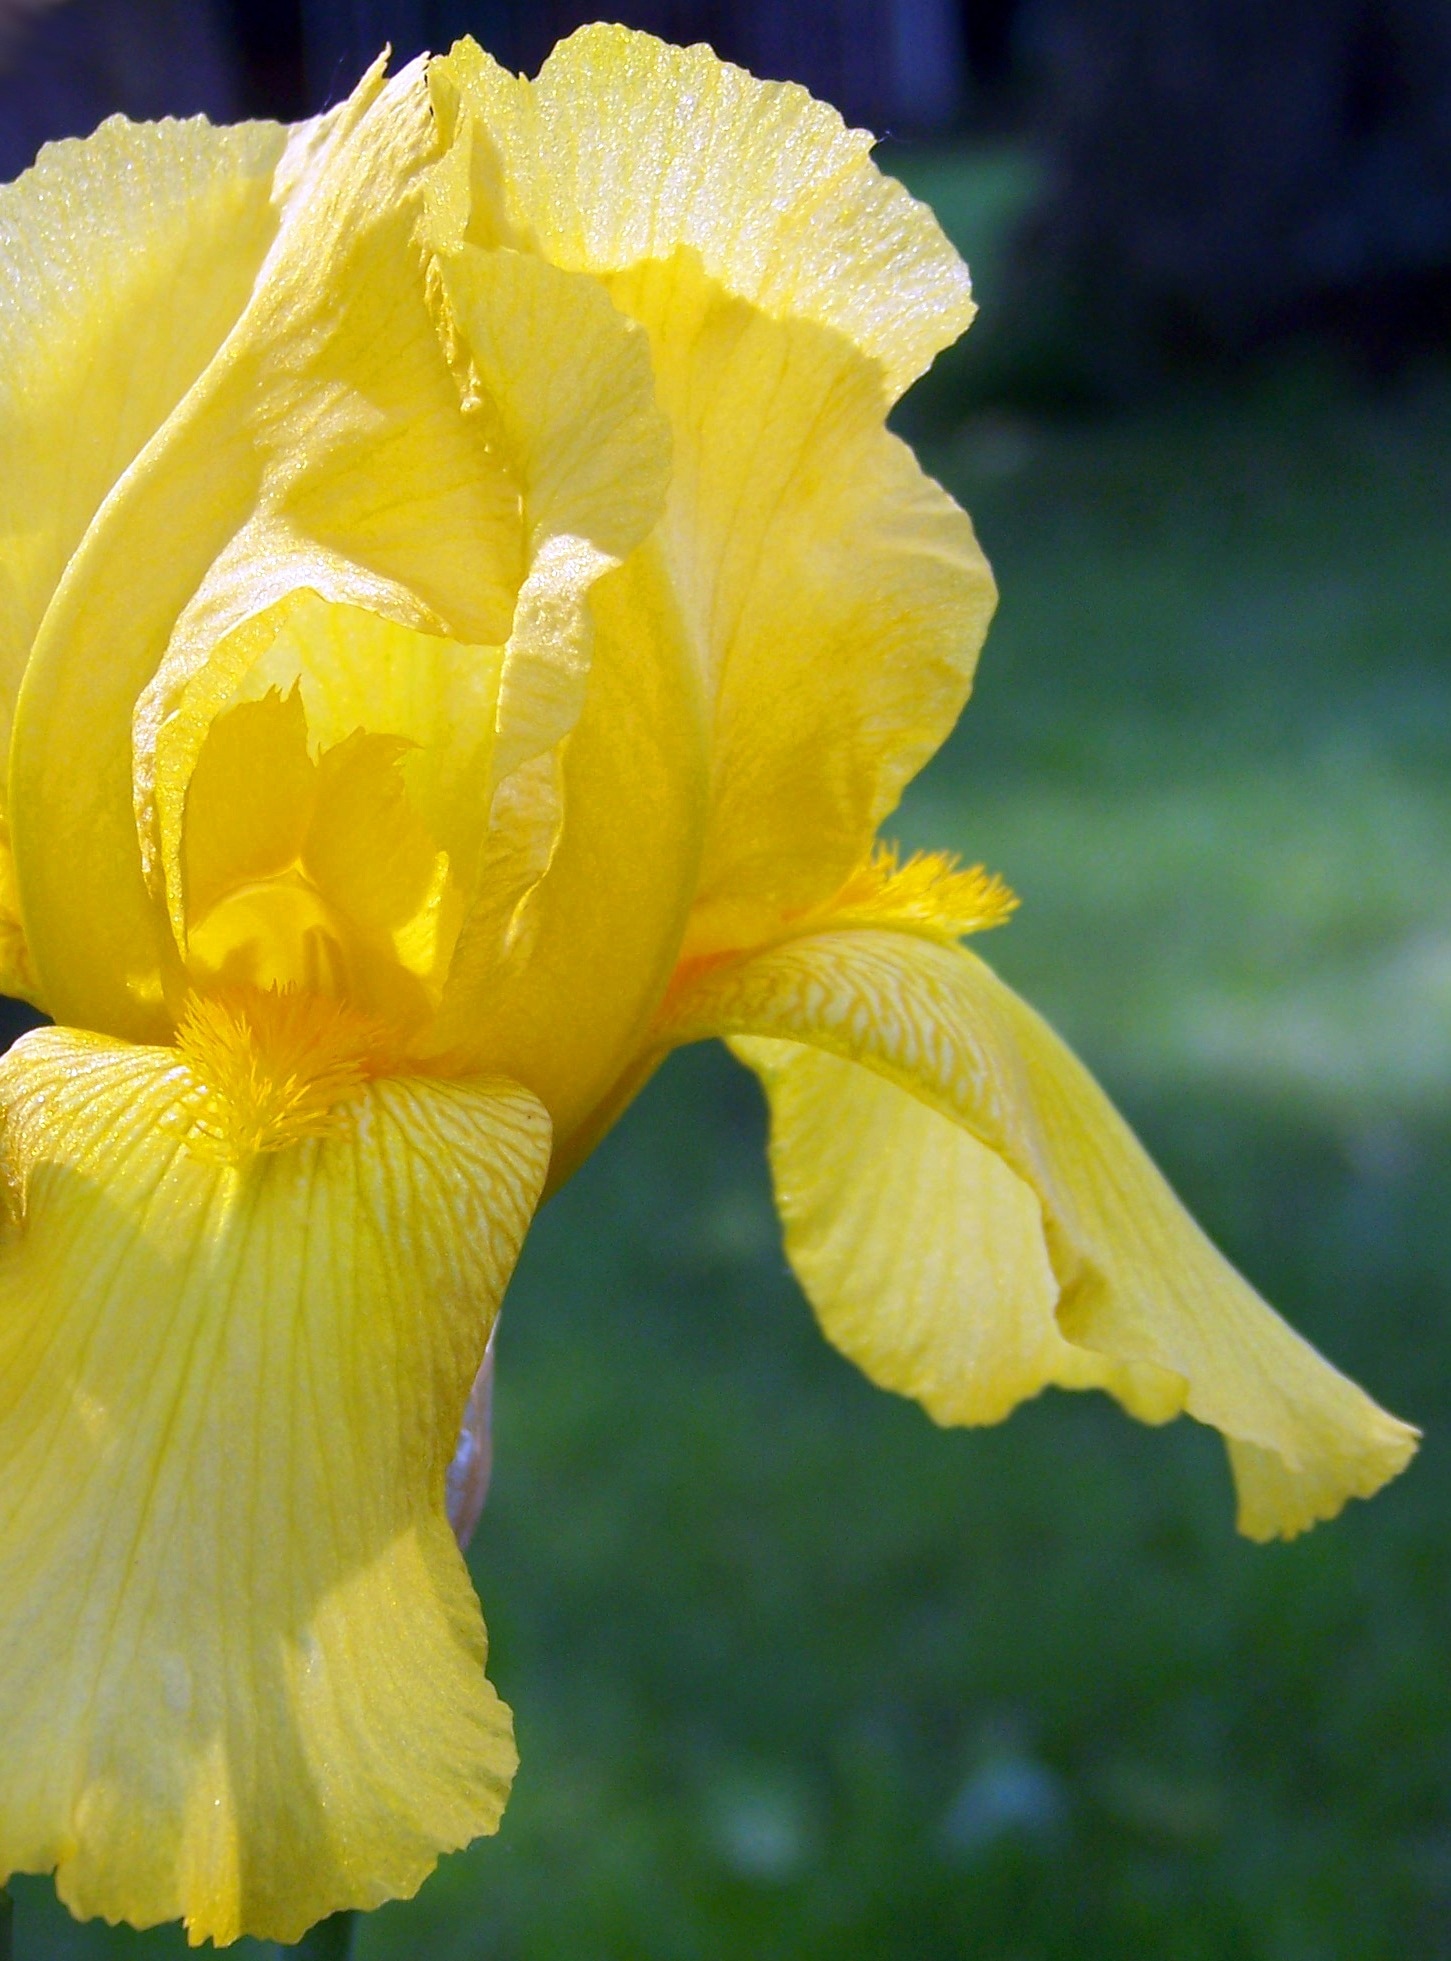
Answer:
[[663, 930, 1417, 1537], [0, 111, 295, 1000], [433, 35, 992, 948], [11, 61, 444, 1040], [429, 23, 975, 396], [438, 546, 712, 1142], [431, 242, 672, 789], [0, 1017, 551, 1942], [612, 249, 995, 942]]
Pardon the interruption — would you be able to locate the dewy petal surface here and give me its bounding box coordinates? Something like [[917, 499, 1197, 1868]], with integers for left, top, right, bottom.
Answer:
[[0, 1027, 551, 1943], [429, 23, 976, 397], [662, 931, 1417, 1538]]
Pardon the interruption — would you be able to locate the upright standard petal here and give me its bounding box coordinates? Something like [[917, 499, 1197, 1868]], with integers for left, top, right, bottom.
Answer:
[[730, 1035, 1174, 1425], [0, 1011, 551, 1943], [436, 545, 712, 1145], [432, 33, 993, 946], [429, 24, 975, 397], [661, 930, 1417, 1538], [10, 61, 449, 1041], [0, 112, 291, 1000], [12, 55, 670, 1048], [0, 112, 287, 751], [612, 251, 996, 945], [428, 241, 671, 788]]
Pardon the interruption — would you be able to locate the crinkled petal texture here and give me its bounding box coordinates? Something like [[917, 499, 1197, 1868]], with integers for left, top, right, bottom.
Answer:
[[661, 931, 1417, 1540], [0, 1029, 551, 1944], [428, 25, 975, 394], [8, 56, 669, 1054], [429, 27, 996, 976]]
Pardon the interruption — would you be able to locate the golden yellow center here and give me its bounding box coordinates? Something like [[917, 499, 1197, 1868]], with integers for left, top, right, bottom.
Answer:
[[176, 987, 394, 1162], [180, 687, 454, 1039]]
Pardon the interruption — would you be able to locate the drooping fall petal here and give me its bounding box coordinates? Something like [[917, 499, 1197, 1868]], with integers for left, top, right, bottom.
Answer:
[[662, 930, 1417, 1538], [0, 1016, 551, 1942], [731, 1034, 1180, 1425]]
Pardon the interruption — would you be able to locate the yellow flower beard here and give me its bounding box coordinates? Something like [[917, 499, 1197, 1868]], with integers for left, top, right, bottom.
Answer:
[[175, 987, 395, 1162], [807, 844, 1019, 942]]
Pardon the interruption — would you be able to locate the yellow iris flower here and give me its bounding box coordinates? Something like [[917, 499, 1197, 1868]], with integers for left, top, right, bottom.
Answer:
[[0, 24, 1416, 1947]]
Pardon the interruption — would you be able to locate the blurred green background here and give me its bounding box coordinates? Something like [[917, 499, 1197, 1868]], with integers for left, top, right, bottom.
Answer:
[[9, 140, 1450, 1959]]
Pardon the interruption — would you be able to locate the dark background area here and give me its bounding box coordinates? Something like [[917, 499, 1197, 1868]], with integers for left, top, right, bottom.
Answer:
[[3, 0, 1451, 388], [3, 5, 1450, 1959]]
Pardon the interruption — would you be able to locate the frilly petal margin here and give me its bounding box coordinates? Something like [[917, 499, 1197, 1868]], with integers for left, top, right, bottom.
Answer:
[[430, 29, 993, 945], [428, 23, 975, 400], [0, 1029, 551, 1944], [659, 931, 1418, 1540]]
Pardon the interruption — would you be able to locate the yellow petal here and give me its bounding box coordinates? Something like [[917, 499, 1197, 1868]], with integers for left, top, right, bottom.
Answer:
[[18, 60, 615, 1040], [436, 545, 711, 1147], [160, 592, 501, 971], [732, 1035, 1178, 1425], [0, 111, 294, 1005], [0, 814, 40, 1006], [183, 686, 317, 924], [0, 1020, 551, 1942], [304, 731, 438, 936], [662, 931, 1417, 1537], [176, 627, 497, 1036], [11, 62, 448, 1041], [432, 38, 991, 945], [606, 249, 995, 946], [431, 240, 671, 787], [0, 112, 288, 766], [429, 24, 975, 398], [139, 234, 670, 1011]]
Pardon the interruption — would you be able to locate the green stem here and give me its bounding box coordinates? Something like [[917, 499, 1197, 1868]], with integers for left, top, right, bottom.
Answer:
[[0, 1884, 13, 1961], [280, 1909, 358, 1959]]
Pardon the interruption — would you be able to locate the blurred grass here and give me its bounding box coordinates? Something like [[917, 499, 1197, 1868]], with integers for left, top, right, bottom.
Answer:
[[13, 158, 1451, 1961]]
